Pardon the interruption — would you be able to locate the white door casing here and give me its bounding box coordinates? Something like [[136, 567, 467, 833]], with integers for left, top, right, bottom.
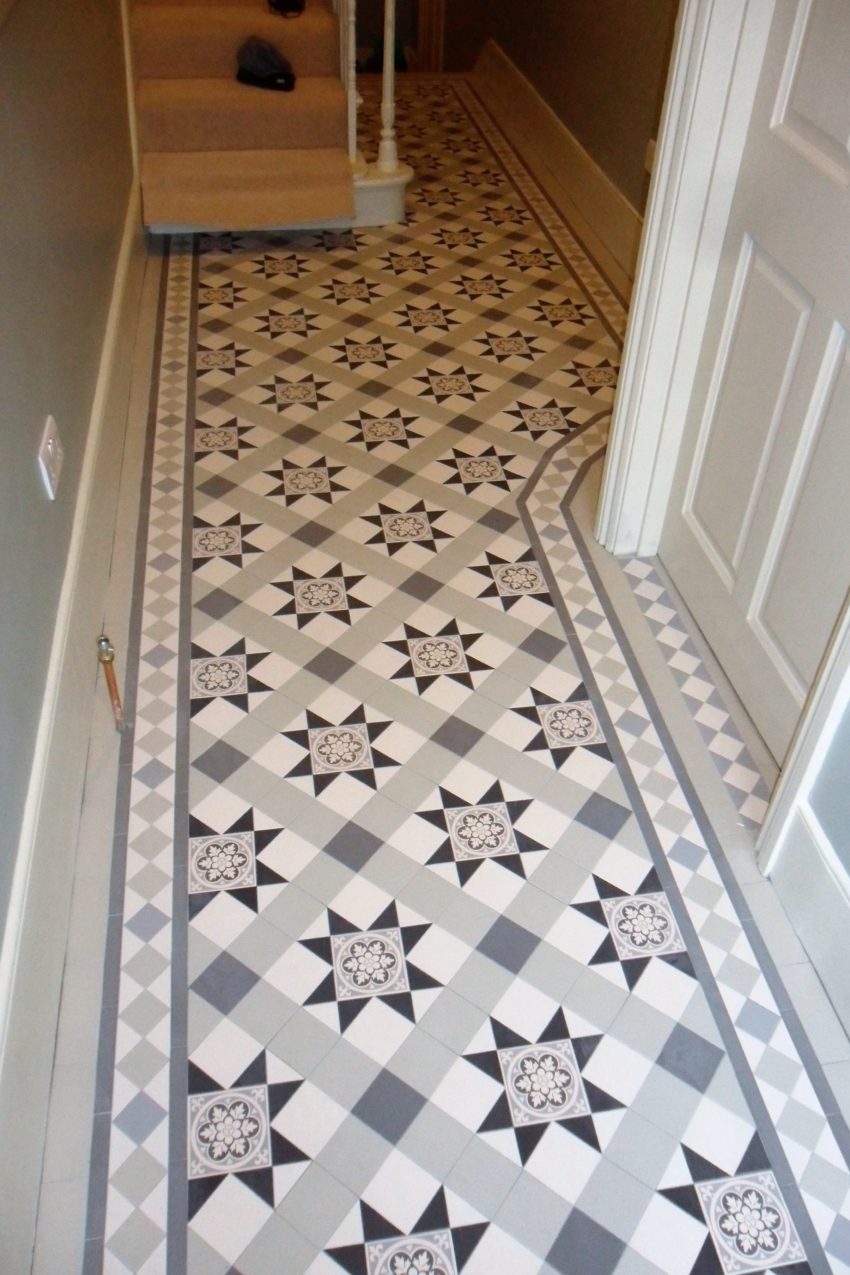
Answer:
[[656, 0, 850, 763]]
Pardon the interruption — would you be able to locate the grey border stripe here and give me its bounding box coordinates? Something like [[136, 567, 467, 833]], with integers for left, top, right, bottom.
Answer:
[[519, 437, 834, 1272], [561, 448, 850, 1164], [166, 237, 199, 1275], [83, 242, 171, 1273], [462, 80, 630, 321]]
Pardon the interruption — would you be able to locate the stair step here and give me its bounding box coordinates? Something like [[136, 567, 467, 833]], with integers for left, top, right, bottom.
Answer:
[[133, 0, 329, 8], [141, 147, 354, 227], [137, 76, 347, 152], [132, 5, 339, 79]]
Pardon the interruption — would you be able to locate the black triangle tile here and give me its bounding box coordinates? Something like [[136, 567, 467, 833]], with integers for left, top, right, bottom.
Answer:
[[381, 990, 416, 1022], [270, 1129, 309, 1166], [362, 1201, 404, 1242], [479, 1092, 513, 1133], [305, 972, 338, 1006], [406, 963, 443, 993], [267, 1080, 301, 1119], [414, 1187, 450, 1233], [237, 1167, 275, 1208], [514, 1121, 549, 1164], [589, 934, 620, 965], [338, 998, 370, 1031], [583, 1080, 624, 1113], [452, 1223, 488, 1269], [622, 957, 651, 989], [188, 1174, 224, 1219], [688, 1234, 724, 1275], [234, 1053, 267, 1087], [492, 1019, 528, 1050], [736, 1131, 771, 1175], [562, 1114, 601, 1151], [466, 1050, 503, 1083], [661, 950, 697, 979], [329, 910, 357, 935], [682, 1144, 729, 1184], [301, 935, 334, 961], [538, 1008, 570, 1044], [326, 1245, 368, 1275], [188, 1062, 223, 1094], [660, 1184, 704, 1222], [455, 859, 483, 885], [571, 1034, 604, 1068], [571, 900, 607, 925], [400, 923, 430, 953]]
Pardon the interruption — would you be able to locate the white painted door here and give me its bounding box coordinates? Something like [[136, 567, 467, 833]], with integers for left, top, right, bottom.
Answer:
[[658, 0, 850, 762]]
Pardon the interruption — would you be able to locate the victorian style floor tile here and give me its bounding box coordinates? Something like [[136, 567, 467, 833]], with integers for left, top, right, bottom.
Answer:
[[72, 78, 850, 1275]]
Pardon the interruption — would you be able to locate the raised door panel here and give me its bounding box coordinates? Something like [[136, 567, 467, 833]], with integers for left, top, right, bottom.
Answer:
[[688, 241, 812, 582], [772, 0, 850, 181], [757, 330, 850, 687]]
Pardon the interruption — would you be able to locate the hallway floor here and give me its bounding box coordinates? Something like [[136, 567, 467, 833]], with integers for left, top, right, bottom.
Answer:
[[40, 80, 850, 1274]]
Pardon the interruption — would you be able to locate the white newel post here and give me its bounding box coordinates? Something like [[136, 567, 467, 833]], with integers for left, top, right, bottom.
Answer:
[[377, 0, 400, 173]]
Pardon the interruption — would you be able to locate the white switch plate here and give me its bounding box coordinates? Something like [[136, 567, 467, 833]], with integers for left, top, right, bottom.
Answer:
[[38, 415, 64, 500]]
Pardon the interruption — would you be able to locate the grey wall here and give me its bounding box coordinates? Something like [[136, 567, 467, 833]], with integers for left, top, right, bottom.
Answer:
[[483, 0, 678, 211], [0, 0, 133, 932], [810, 700, 850, 874]]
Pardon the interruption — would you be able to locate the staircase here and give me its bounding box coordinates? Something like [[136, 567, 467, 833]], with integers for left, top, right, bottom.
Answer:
[[133, 0, 358, 230]]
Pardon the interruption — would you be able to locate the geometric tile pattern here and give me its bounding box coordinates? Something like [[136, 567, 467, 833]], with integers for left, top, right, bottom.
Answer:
[[86, 79, 850, 1275], [622, 558, 773, 831]]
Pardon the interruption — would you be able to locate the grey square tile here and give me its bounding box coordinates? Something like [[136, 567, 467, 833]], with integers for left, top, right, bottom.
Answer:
[[197, 474, 236, 499], [520, 630, 565, 662], [305, 649, 356, 683], [190, 951, 260, 1014], [656, 1023, 724, 1092], [195, 587, 240, 619], [324, 823, 383, 872], [193, 740, 251, 782], [399, 570, 443, 601], [574, 793, 631, 839], [479, 508, 516, 533], [478, 916, 540, 974], [430, 717, 485, 756], [547, 1208, 626, 1275], [353, 1070, 427, 1142], [292, 521, 335, 547], [376, 462, 412, 486]]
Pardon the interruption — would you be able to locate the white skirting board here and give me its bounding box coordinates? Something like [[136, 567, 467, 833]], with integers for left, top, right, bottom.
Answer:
[[0, 188, 146, 1272], [472, 40, 642, 290]]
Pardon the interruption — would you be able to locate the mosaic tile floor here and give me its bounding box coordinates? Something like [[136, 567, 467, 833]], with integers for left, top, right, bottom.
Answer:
[[84, 81, 850, 1274]]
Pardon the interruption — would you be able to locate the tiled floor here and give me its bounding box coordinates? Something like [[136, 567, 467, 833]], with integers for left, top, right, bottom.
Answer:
[[37, 79, 850, 1274]]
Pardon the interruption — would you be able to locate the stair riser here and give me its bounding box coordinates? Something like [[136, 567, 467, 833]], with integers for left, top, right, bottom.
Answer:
[[137, 80, 347, 153], [132, 9, 339, 80]]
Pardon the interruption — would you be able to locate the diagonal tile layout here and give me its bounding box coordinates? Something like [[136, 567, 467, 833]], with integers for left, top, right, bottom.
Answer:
[[83, 80, 850, 1275]]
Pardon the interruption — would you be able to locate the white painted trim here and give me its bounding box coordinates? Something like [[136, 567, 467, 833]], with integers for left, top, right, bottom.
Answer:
[[0, 187, 145, 1272], [472, 40, 643, 285], [759, 592, 850, 876], [595, 0, 777, 556]]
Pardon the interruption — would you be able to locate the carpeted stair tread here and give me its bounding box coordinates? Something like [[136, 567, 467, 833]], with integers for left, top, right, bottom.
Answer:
[[137, 75, 347, 152], [134, 0, 329, 8], [141, 147, 354, 227], [132, 5, 338, 79]]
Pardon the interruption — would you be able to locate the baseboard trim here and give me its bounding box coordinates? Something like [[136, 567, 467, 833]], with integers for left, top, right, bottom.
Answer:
[[0, 185, 146, 1271], [472, 39, 642, 289]]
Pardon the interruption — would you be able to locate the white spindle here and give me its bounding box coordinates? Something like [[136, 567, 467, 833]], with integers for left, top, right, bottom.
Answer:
[[377, 0, 399, 173], [346, 0, 359, 164]]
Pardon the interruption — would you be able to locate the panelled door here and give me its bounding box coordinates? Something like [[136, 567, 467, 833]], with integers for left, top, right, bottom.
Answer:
[[659, 0, 850, 762]]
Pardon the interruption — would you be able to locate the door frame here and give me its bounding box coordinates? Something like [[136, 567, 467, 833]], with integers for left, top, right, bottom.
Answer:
[[594, 0, 847, 886]]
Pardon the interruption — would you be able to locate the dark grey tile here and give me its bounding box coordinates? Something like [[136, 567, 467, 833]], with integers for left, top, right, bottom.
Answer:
[[430, 717, 485, 756], [195, 587, 240, 619], [112, 1092, 166, 1145], [352, 1071, 427, 1142], [574, 793, 631, 839], [286, 423, 319, 445], [547, 1208, 625, 1275], [190, 951, 260, 1014], [478, 916, 540, 974], [324, 824, 382, 872], [193, 741, 251, 782], [305, 649, 356, 683], [399, 571, 443, 601], [520, 630, 564, 662], [657, 1024, 724, 1092], [375, 463, 412, 487], [479, 508, 516, 533], [197, 475, 236, 499], [134, 759, 172, 789], [292, 521, 335, 548]]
